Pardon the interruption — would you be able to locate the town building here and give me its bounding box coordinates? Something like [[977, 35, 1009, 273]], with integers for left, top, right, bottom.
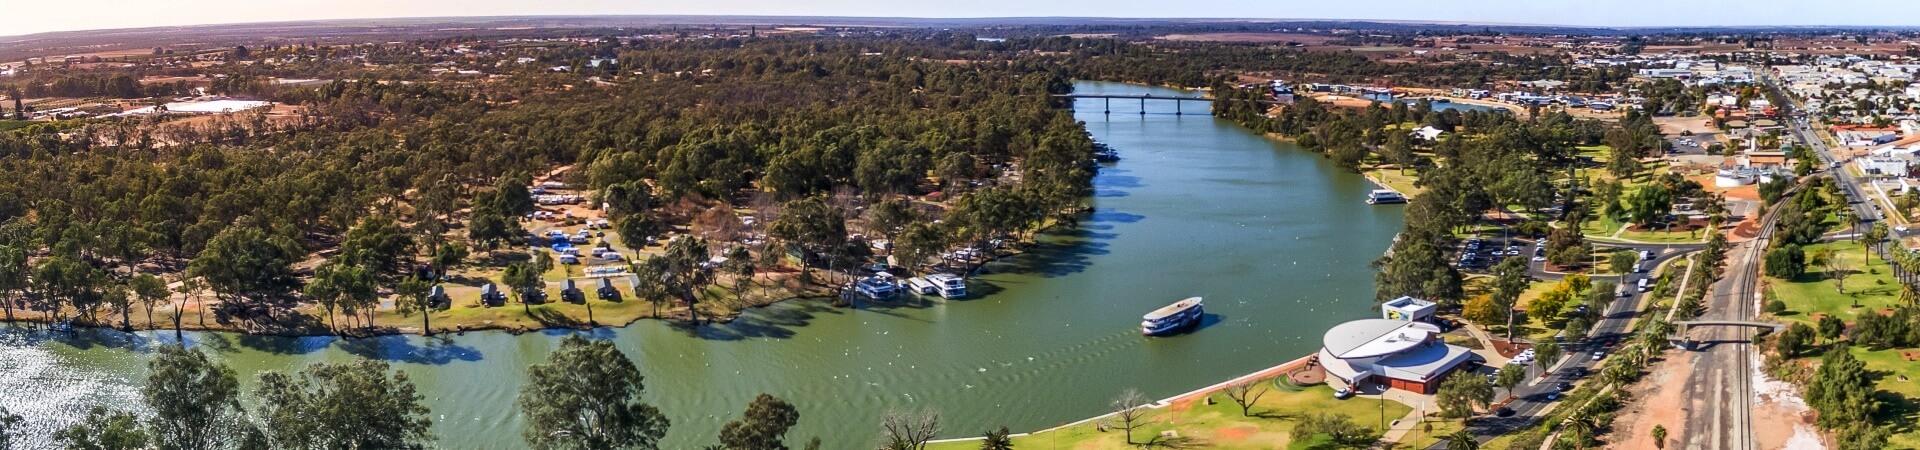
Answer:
[[1318, 300, 1475, 395]]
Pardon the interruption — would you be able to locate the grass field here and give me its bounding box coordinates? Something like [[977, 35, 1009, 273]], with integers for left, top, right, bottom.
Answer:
[[1851, 346, 1920, 448], [1364, 167, 1424, 198], [0, 120, 35, 132], [927, 384, 1411, 450], [1766, 240, 1901, 327]]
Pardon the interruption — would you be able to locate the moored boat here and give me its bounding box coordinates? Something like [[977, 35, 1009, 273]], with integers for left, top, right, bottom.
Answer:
[[1366, 189, 1406, 205], [1142, 297, 1204, 336], [905, 277, 938, 295], [926, 273, 967, 299]]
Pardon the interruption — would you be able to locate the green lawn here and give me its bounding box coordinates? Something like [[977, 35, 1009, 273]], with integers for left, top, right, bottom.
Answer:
[[927, 384, 1410, 450], [0, 120, 35, 133], [1852, 347, 1920, 449], [1766, 240, 1901, 327], [1365, 167, 1425, 198]]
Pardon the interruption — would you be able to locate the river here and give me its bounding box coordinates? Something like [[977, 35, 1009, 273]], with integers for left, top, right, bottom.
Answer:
[[0, 81, 1404, 449]]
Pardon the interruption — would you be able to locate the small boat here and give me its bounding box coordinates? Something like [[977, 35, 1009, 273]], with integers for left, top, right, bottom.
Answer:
[[926, 273, 968, 299], [1366, 189, 1406, 205], [1142, 297, 1204, 336], [905, 277, 938, 295], [854, 277, 898, 299]]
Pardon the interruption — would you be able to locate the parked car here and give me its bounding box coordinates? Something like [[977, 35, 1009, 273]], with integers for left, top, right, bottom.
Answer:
[[1333, 387, 1354, 399]]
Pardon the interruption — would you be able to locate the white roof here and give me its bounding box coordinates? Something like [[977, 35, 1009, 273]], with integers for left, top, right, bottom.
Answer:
[[1374, 341, 1475, 381], [1322, 319, 1440, 359]]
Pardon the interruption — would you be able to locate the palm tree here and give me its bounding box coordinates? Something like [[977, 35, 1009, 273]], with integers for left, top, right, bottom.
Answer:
[[1901, 283, 1920, 307], [1443, 430, 1479, 450], [1866, 222, 1889, 261]]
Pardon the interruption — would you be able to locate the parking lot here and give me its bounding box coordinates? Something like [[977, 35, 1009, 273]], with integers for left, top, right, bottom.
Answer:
[[1455, 237, 1543, 272]]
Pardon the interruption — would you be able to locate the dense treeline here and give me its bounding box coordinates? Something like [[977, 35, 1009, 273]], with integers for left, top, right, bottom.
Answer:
[[0, 36, 1094, 333], [0, 338, 873, 450]]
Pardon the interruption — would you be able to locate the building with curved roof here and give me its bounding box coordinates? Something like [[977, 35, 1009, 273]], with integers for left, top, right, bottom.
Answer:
[[1317, 317, 1476, 394]]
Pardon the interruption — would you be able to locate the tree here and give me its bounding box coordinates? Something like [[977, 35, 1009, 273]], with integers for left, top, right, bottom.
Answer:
[[1531, 284, 1575, 325], [1817, 314, 1847, 345], [254, 360, 434, 450], [1109, 388, 1151, 445], [1818, 248, 1854, 299], [768, 197, 847, 282], [1495, 364, 1526, 400], [143, 345, 244, 450], [394, 277, 434, 336], [1491, 257, 1531, 339], [1292, 411, 1374, 447], [1443, 430, 1479, 450], [186, 224, 302, 326], [519, 335, 669, 450], [1651, 424, 1668, 449], [1764, 244, 1806, 279], [1776, 322, 1815, 358], [1607, 251, 1636, 274], [54, 406, 147, 450], [661, 237, 715, 324], [1867, 222, 1890, 259], [1624, 184, 1673, 227], [502, 261, 542, 315], [978, 427, 1013, 450], [878, 408, 941, 450], [1462, 294, 1502, 327], [1536, 341, 1563, 366], [717, 394, 799, 450], [1435, 372, 1494, 418], [340, 215, 415, 275], [304, 261, 376, 334], [1222, 379, 1269, 417], [1806, 346, 1878, 430], [130, 274, 168, 335]]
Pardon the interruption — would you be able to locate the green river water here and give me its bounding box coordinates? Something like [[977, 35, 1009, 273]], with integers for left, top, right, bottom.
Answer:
[[0, 81, 1405, 449]]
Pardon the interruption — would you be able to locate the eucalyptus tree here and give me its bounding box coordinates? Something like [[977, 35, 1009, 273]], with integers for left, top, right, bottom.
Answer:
[[253, 360, 434, 450], [143, 345, 245, 450], [519, 335, 669, 450]]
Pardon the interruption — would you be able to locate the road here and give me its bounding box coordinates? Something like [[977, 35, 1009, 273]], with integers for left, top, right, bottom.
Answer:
[[1429, 245, 1695, 449]]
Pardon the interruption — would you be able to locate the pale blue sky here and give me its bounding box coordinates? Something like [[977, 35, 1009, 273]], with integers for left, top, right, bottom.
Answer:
[[7, 0, 1916, 36]]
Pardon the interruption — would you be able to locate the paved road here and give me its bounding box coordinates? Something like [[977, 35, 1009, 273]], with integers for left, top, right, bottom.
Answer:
[[1428, 245, 1696, 449]]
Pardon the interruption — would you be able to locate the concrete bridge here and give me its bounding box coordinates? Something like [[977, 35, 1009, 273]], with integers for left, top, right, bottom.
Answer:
[[1670, 320, 1784, 350], [1050, 93, 1270, 115]]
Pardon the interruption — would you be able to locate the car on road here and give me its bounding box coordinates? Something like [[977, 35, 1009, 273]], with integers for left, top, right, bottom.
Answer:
[[1333, 387, 1354, 399], [1556, 381, 1573, 391], [1570, 367, 1589, 378], [1591, 351, 1606, 361], [1495, 407, 1516, 417], [1542, 392, 1562, 401]]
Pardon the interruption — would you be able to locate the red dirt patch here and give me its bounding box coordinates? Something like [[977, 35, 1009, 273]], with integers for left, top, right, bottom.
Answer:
[[1214, 425, 1258, 441], [1491, 339, 1533, 358]]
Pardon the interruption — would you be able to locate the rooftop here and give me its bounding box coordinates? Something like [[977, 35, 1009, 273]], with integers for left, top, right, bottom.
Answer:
[[1322, 319, 1440, 360]]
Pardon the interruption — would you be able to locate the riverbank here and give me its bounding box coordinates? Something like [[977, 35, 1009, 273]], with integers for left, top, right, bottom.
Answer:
[[2, 81, 1410, 450], [925, 354, 1324, 448]]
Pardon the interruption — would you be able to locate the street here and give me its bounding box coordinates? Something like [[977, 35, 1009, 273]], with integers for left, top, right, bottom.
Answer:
[[1429, 244, 1695, 449]]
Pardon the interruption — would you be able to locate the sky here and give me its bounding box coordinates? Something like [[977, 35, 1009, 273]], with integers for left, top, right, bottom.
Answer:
[[8, 0, 1920, 36]]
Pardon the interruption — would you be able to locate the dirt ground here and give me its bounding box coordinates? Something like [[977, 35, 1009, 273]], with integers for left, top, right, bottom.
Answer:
[[1608, 351, 1695, 449], [1751, 355, 1827, 450], [1656, 116, 1721, 136]]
